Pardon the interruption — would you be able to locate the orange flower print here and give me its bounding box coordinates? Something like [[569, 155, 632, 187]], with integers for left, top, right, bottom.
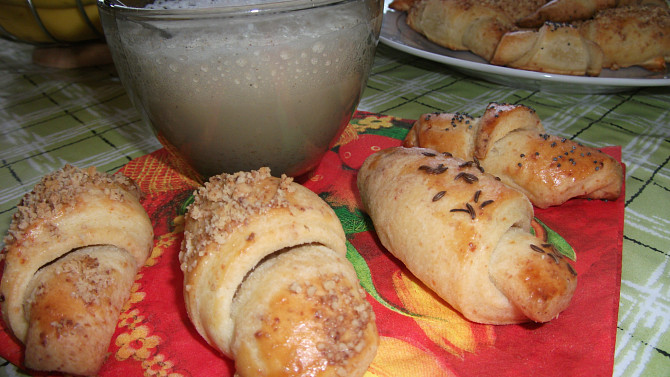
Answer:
[[142, 353, 183, 377], [121, 284, 146, 313], [365, 336, 458, 377], [145, 244, 164, 267], [129, 282, 147, 304], [392, 270, 495, 358], [115, 325, 161, 361], [118, 308, 145, 329], [146, 231, 180, 266], [334, 123, 361, 147], [334, 115, 396, 148], [354, 115, 394, 132]]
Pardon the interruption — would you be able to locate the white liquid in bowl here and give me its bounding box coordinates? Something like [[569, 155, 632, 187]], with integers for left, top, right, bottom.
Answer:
[[104, 1, 380, 177]]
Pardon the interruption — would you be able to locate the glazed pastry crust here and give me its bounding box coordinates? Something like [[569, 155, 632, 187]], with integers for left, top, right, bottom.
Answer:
[[491, 22, 603, 76], [404, 0, 547, 61], [403, 103, 623, 208], [357, 147, 577, 324], [517, 0, 617, 27], [405, 0, 511, 61], [0, 165, 154, 375], [180, 167, 378, 377], [231, 245, 378, 377], [23, 246, 137, 376], [392, 0, 670, 75], [579, 5, 670, 71], [389, 0, 421, 12], [517, 0, 668, 27]]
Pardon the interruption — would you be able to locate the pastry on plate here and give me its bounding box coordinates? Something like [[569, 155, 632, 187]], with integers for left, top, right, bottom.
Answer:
[[517, 0, 668, 27], [491, 21, 603, 75], [517, 0, 617, 27], [398, 0, 548, 61], [579, 4, 670, 71], [390, 0, 670, 76]]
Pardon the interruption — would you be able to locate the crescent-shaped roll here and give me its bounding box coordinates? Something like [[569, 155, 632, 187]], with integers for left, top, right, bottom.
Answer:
[[578, 5, 670, 71], [516, 0, 667, 27], [399, 0, 548, 61], [179, 167, 378, 377], [517, 0, 617, 27], [357, 147, 578, 324], [389, 0, 420, 12], [0, 164, 154, 375], [404, 0, 515, 61], [403, 102, 623, 208], [22, 245, 137, 375], [490, 21, 603, 76]]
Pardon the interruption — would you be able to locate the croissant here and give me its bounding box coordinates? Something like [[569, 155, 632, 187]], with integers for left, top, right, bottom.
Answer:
[[179, 167, 378, 377], [490, 21, 604, 76], [389, 0, 420, 12], [578, 5, 670, 71], [0, 165, 154, 376], [403, 0, 548, 61], [517, 0, 617, 27], [357, 146, 578, 324], [616, 0, 668, 7], [403, 102, 623, 208], [517, 0, 667, 27]]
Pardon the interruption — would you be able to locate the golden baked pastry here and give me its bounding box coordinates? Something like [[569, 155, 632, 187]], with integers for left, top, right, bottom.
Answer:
[[22, 245, 137, 375], [392, 0, 670, 76], [179, 167, 378, 377], [357, 147, 578, 324], [616, 0, 669, 6], [389, 0, 421, 12], [403, 102, 623, 208], [579, 5, 670, 71], [491, 21, 603, 75], [517, 0, 667, 27], [401, 0, 548, 61], [0, 165, 154, 376], [517, 0, 617, 27]]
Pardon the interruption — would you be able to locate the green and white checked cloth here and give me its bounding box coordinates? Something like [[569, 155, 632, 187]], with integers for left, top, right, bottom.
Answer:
[[1, 37, 668, 376]]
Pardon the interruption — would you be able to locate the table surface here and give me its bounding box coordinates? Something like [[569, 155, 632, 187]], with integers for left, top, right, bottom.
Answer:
[[1, 36, 669, 377]]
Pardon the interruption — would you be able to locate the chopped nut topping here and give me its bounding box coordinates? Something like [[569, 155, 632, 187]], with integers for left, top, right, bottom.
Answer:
[[3, 164, 139, 248], [179, 168, 294, 272]]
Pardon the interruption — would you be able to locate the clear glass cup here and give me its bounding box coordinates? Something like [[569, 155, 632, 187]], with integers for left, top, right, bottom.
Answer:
[[98, 0, 382, 178]]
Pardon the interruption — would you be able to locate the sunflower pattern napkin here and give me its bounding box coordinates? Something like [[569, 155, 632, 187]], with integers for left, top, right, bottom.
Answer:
[[0, 112, 623, 377]]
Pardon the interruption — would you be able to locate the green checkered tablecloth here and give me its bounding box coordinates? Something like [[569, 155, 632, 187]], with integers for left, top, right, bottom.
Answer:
[[1, 36, 669, 376]]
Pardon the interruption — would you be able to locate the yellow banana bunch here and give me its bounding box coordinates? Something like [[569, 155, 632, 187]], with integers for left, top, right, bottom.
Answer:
[[0, 0, 102, 44]]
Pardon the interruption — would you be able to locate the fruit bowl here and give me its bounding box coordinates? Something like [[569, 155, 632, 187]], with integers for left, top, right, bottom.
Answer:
[[0, 0, 103, 44]]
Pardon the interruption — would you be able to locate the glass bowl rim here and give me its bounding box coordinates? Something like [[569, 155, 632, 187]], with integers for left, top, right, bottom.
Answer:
[[97, 0, 363, 18]]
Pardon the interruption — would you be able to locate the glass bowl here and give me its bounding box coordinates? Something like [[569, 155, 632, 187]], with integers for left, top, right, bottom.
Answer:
[[98, 0, 382, 178]]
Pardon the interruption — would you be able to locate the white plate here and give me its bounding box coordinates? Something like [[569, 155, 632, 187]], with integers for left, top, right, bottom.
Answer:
[[380, 2, 670, 94]]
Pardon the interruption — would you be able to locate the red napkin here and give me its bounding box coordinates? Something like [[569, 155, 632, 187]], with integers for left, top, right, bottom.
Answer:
[[0, 111, 623, 377]]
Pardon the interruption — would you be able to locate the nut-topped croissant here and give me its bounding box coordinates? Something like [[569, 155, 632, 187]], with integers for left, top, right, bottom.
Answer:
[[0, 164, 154, 376], [357, 147, 578, 324], [179, 167, 378, 377], [403, 102, 623, 208]]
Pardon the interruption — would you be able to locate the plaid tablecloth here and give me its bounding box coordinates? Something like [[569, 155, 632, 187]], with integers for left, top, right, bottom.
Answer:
[[0, 37, 668, 376]]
